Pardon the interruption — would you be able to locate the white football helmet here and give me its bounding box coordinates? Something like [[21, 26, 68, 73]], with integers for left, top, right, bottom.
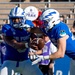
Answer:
[[9, 6, 25, 28], [40, 9, 60, 32]]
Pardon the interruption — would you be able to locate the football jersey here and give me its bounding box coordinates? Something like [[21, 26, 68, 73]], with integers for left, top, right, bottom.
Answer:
[[42, 22, 75, 59], [2, 20, 33, 61]]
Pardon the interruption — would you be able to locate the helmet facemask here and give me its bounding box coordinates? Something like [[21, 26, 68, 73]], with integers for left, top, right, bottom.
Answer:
[[9, 17, 25, 29], [9, 6, 25, 29]]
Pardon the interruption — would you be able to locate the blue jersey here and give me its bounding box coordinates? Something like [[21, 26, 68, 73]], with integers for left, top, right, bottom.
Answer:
[[2, 20, 33, 61], [42, 22, 75, 59]]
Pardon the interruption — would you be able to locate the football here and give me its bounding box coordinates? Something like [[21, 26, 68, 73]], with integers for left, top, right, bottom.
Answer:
[[30, 38, 45, 50], [37, 38, 45, 50]]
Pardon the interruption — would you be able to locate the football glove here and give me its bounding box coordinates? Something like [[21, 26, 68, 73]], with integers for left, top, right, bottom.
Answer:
[[32, 55, 50, 65]]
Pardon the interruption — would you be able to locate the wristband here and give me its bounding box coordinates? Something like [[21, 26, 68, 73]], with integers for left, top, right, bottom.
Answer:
[[25, 43, 28, 48], [44, 56, 50, 60]]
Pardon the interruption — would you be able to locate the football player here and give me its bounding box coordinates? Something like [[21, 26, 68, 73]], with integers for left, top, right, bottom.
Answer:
[[0, 6, 43, 75], [32, 8, 75, 75]]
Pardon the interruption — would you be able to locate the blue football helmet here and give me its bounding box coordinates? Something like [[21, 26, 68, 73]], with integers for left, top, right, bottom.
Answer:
[[9, 6, 25, 28]]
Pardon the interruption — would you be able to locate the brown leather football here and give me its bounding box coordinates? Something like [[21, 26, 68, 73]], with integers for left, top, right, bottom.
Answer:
[[37, 38, 45, 50], [30, 38, 45, 50]]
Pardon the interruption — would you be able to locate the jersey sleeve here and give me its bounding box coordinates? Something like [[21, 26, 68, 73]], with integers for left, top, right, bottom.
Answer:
[[55, 24, 69, 40], [2, 24, 13, 36]]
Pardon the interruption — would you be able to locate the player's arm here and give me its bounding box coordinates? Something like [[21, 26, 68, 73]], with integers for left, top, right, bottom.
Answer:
[[49, 35, 69, 60], [35, 50, 43, 55], [49, 59, 54, 69], [2, 34, 28, 50], [29, 49, 43, 55]]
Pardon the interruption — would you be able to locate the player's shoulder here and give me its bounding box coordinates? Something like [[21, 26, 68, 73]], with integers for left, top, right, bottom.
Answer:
[[58, 21, 67, 26], [2, 24, 13, 34], [2, 24, 11, 30], [55, 22, 68, 31]]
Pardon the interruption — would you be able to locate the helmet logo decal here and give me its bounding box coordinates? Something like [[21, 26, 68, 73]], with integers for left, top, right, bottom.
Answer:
[[45, 11, 56, 18], [40, 9, 60, 30], [60, 30, 66, 37]]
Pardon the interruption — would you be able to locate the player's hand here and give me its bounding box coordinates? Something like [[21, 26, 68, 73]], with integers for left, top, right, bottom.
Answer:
[[30, 38, 39, 50], [29, 48, 36, 52], [28, 48, 37, 60], [29, 54, 38, 60], [32, 55, 44, 65], [30, 45, 39, 50], [32, 55, 50, 65]]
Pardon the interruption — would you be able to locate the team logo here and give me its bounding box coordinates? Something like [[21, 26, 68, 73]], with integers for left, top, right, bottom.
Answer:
[[60, 30, 66, 37]]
